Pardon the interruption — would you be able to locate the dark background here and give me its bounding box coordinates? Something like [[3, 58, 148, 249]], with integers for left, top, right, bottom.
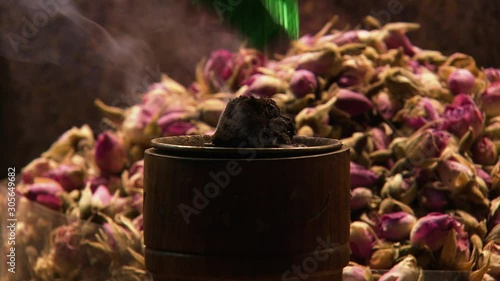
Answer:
[[1, 0, 499, 172]]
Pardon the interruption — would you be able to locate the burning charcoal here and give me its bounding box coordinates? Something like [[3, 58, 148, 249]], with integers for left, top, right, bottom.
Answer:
[[211, 96, 295, 147]]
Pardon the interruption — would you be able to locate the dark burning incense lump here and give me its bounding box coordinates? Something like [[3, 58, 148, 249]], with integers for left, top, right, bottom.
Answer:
[[212, 96, 296, 147]]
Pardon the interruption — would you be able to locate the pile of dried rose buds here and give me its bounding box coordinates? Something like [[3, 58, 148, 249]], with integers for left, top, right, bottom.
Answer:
[[7, 16, 500, 281]]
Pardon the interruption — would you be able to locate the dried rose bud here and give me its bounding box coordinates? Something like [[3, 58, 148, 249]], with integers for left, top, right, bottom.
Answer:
[[379, 212, 417, 241], [378, 255, 423, 281], [94, 131, 127, 174], [285, 47, 341, 77], [368, 127, 390, 151], [372, 91, 400, 120], [437, 157, 475, 191], [476, 166, 492, 188], [233, 48, 266, 88], [42, 125, 94, 161], [485, 68, 500, 83], [369, 243, 398, 269], [481, 82, 500, 117], [290, 70, 317, 98], [243, 74, 288, 98], [204, 49, 234, 90], [297, 34, 315, 47], [350, 162, 379, 189], [477, 240, 500, 278], [410, 213, 468, 252], [379, 198, 414, 215], [21, 158, 57, 184], [350, 221, 378, 263], [393, 96, 443, 130], [443, 94, 484, 138], [335, 89, 373, 117], [351, 187, 373, 211], [342, 262, 373, 281], [157, 110, 198, 137], [295, 97, 336, 137], [338, 55, 376, 88], [419, 183, 449, 212], [384, 30, 416, 56], [448, 68, 476, 95], [198, 99, 226, 127], [127, 160, 144, 189], [404, 129, 453, 165], [326, 30, 370, 46], [490, 197, 500, 230], [381, 174, 417, 205], [133, 214, 144, 232], [52, 224, 83, 267], [86, 174, 121, 193], [47, 164, 85, 192], [91, 185, 112, 209], [472, 136, 498, 166], [23, 178, 63, 211]]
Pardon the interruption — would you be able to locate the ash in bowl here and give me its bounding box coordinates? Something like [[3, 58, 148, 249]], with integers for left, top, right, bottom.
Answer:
[[211, 96, 297, 148]]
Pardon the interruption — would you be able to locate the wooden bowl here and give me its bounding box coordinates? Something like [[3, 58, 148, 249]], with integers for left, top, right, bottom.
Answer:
[[144, 135, 350, 281]]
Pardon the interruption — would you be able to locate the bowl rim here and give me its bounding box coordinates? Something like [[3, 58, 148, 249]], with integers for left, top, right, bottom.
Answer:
[[150, 135, 344, 158]]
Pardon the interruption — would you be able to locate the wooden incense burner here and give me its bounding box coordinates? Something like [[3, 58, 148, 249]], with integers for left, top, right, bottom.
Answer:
[[144, 135, 350, 281]]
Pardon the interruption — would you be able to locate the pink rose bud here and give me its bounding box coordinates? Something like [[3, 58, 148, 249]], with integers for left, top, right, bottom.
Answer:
[[328, 30, 369, 46], [410, 213, 468, 252], [475, 166, 492, 188], [297, 34, 315, 47], [350, 162, 379, 189], [419, 183, 449, 211], [443, 94, 484, 138], [372, 91, 400, 120], [447, 68, 475, 95], [437, 158, 474, 191], [379, 212, 417, 241], [86, 174, 121, 193], [481, 82, 500, 117], [233, 48, 266, 88], [128, 160, 145, 189], [94, 131, 127, 174], [290, 70, 317, 98], [91, 185, 112, 208], [395, 96, 442, 130], [472, 136, 498, 166], [485, 68, 500, 83], [24, 178, 63, 211], [21, 158, 57, 184], [350, 221, 378, 263], [369, 127, 389, 151], [243, 74, 288, 98], [378, 255, 423, 281], [404, 129, 453, 165], [351, 187, 373, 211], [385, 31, 416, 56], [335, 89, 373, 117], [342, 263, 372, 281], [53, 224, 83, 267], [296, 48, 341, 77], [204, 49, 234, 90], [47, 164, 85, 192]]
